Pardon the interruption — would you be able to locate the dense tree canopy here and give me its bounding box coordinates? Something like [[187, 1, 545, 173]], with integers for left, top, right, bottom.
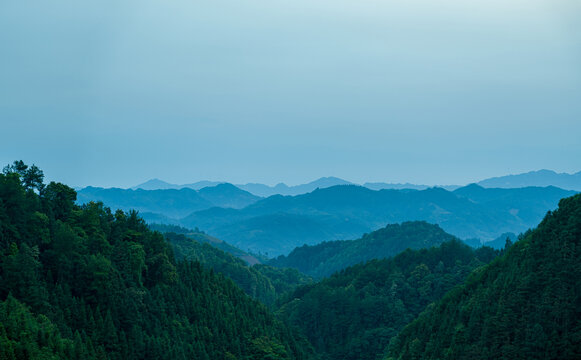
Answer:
[[386, 194, 581, 360], [0, 161, 315, 359], [276, 240, 498, 360], [164, 231, 312, 307], [269, 221, 459, 278]]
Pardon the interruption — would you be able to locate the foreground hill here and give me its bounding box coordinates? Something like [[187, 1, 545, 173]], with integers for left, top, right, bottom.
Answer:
[[386, 193, 581, 360], [269, 221, 457, 278], [276, 240, 499, 360], [0, 162, 313, 359], [181, 184, 575, 256], [162, 231, 312, 307]]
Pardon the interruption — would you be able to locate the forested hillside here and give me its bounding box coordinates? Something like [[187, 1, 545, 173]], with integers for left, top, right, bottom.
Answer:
[[164, 231, 312, 307], [269, 221, 458, 278], [148, 223, 261, 264], [276, 240, 498, 360], [0, 162, 314, 359], [386, 193, 581, 360]]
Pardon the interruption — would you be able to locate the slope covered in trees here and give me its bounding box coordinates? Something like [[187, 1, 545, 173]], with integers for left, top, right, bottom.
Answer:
[[276, 240, 499, 360], [148, 222, 262, 264], [164, 231, 312, 307], [386, 193, 581, 360], [0, 162, 314, 359], [269, 221, 458, 278]]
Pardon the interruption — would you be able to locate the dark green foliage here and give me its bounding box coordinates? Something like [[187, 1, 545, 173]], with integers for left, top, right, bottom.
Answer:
[[149, 222, 261, 263], [0, 162, 314, 359], [0, 294, 78, 360], [386, 194, 581, 360], [269, 221, 458, 278], [276, 240, 499, 360], [165, 232, 313, 307]]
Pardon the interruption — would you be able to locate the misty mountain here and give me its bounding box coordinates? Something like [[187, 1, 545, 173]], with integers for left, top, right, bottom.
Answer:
[[77, 183, 262, 218], [132, 179, 224, 190], [484, 232, 518, 249], [181, 180, 225, 190], [131, 178, 182, 190], [180, 184, 576, 256], [236, 176, 355, 197], [130, 169, 581, 195], [197, 183, 261, 208], [477, 169, 581, 191], [132, 176, 354, 196], [463, 232, 517, 249], [77, 186, 213, 218], [363, 182, 459, 191], [268, 221, 458, 278]]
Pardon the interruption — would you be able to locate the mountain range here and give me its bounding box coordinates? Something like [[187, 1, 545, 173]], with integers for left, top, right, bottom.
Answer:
[[130, 169, 581, 196], [77, 183, 261, 218], [179, 184, 575, 255], [133, 176, 357, 196], [78, 181, 576, 256], [4, 161, 581, 359], [477, 169, 581, 190]]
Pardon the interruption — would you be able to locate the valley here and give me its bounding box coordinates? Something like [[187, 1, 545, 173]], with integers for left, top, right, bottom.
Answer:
[[1, 161, 580, 359]]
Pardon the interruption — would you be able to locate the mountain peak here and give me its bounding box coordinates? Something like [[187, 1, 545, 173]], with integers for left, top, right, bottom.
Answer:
[[132, 178, 179, 190]]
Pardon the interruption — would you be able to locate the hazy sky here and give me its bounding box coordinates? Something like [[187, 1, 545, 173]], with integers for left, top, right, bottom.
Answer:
[[1, 0, 580, 188]]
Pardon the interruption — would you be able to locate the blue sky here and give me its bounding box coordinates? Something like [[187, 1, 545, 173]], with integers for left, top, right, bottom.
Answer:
[[1, 0, 580, 188]]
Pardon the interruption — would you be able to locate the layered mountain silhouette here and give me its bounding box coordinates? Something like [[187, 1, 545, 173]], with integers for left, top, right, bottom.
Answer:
[[77, 183, 262, 218], [129, 169, 581, 196], [179, 184, 575, 255], [79, 182, 576, 256], [477, 169, 581, 191]]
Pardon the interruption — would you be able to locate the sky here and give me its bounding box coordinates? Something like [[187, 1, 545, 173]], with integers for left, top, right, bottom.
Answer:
[[1, 0, 580, 188]]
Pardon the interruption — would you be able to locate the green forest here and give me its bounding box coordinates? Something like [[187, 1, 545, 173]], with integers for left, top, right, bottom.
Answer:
[[0, 162, 313, 359], [268, 221, 459, 278], [1, 161, 580, 359], [386, 193, 581, 359], [276, 240, 498, 359]]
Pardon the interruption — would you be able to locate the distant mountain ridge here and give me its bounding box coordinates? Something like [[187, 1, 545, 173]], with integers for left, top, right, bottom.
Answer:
[[130, 169, 581, 196], [133, 176, 356, 196], [82, 181, 577, 257], [179, 184, 576, 256], [477, 169, 581, 190], [77, 183, 262, 218]]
